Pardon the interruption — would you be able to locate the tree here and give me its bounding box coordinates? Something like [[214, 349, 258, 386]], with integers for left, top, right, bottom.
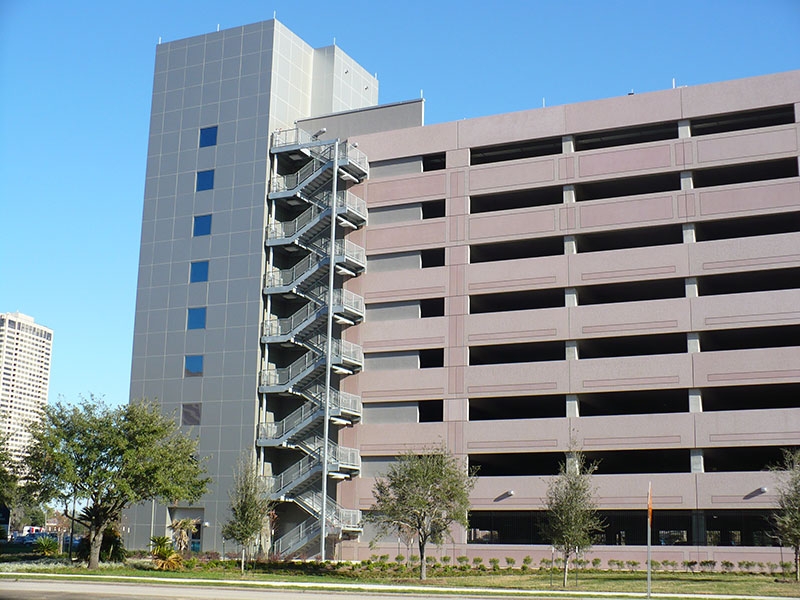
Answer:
[[23, 396, 210, 569], [543, 449, 604, 588], [0, 435, 16, 509], [170, 517, 198, 554], [221, 452, 273, 573], [365, 446, 477, 580], [773, 448, 800, 582]]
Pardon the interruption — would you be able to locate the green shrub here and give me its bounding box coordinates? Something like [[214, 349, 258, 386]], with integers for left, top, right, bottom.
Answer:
[[683, 560, 697, 573], [699, 559, 716, 572], [440, 555, 451, 564], [504, 556, 515, 568], [649, 560, 661, 571], [33, 536, 59, 557], [394, 554, 405, 563], [720, 560, 734, 573], [522, 555, 532, 566], [591, 557, 602, 570], [539, 557, 553, 570], [780, 561, 793, 576], [409, 554, 420, 564], [489, 557, 500, 570], [767, 562, 779, 574], [626, 560, 639, 572]]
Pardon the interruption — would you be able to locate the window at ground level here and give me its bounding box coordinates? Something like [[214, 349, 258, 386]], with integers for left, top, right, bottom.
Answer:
[[196, 169, 214, 191], [190, 261, 209, 283], [184, 355, 203, 377], [181, 403, 202, 426], [199, 125, 218, 147], [193, 214, 212, 236], [187, 307, 207, 330], [468, 509, 777, 546]]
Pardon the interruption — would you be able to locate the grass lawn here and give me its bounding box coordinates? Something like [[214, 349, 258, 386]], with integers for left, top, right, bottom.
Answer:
[[1, 554, 800, 598]]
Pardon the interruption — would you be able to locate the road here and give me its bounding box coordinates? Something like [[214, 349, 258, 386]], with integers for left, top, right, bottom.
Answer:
[[0, 579, 530, 600]]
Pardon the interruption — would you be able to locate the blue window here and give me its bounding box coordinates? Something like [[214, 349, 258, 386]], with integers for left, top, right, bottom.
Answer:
[[199, 126, 218, 148], [187, 307, 207, 330], [184, 355, 204, 377], [193, 214, 212, 236], [190, 260, 209, 283], [196, 170, 214, 191]]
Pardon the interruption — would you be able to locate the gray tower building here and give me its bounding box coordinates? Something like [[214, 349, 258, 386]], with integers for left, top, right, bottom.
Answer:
[[128, 20, 391, 553]]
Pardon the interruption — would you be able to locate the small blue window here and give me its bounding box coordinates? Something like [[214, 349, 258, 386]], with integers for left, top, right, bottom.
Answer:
[[190, 260, 209, 283], [187, 307, 207, 330], [184, 355, 204, 377], [199, 126, 218, 147], [193, 214, 212, 236], [196, 170, 214, 191]]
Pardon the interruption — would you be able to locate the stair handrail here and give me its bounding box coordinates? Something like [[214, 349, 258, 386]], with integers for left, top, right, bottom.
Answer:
[[266, 452, 321, 498], [295, 490, 362, 529], [258, 400, 321, 441], [267, 204, 324, 240], [260, 351, 322, 387], [262, 302, 322, 338], [300, 436, 360, 470], [271, 516, 320, 556]]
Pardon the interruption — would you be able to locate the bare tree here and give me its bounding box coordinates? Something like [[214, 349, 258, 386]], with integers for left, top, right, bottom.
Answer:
[[543, 449, 604, 587]]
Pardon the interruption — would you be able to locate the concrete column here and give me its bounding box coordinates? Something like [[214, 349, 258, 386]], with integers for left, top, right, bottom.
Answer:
[[563, 184, 576, 204], [562, 135, 575, 153], [678, 119, 691, 139], [566, 340, 578, 360], [680, 171, 693, 191], [682, 223, 696, 244], [689, 388, 703, 413], [690, 449, 705, 473], [687, 332, 701, 353], [564, 234, 576, 255], [685, 277, 698, 298], [566, 394, 579, 418], [566, 287, 578, 307]]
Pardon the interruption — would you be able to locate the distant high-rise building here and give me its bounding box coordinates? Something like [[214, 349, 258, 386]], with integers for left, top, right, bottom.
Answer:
[[0, 312, 53, 463]]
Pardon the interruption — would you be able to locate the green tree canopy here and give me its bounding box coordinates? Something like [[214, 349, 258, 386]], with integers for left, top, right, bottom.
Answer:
[[543, 449, 604, 587], [773, 448, 800, 582], [365, 446, 476, 580], [23, 396, 210, 569], [0, 437, 17, 509], [221, 451, 273, 572]]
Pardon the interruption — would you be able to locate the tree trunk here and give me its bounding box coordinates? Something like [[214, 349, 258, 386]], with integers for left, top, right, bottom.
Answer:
[[795, 546, 799, 582], [418, 539, 426, 580], [88, 528, 105, 570], [562, 550, 569, 588]]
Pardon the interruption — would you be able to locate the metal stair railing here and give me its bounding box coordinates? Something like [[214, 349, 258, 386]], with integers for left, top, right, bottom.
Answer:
[[260, 352, 323, 388], [262, 302, 323, 339], [271, 516, 320, 557], [258, 400, 321, 441], [263, 253, 325, 290], [300, 335, 363, 366], [265, 452, 321, 500], [339, 142, 368, 175], [298, 436, 361, 472], [295, 490, 362, 530], [267, 204, 325, 241]]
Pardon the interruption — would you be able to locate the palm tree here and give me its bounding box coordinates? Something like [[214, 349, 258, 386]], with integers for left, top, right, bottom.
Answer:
[[169, 518, 198, 554]]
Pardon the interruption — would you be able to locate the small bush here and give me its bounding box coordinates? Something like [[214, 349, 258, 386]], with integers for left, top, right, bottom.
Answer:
[[738, 560, 755, 573], [663, 559, 678, 572], [472, 556, 483, 567], [780, 561, 793, 577], [394, 554, 405, 563], [440, 555, 451, 564], [522, 555, 533, 566], [504, 556, 515, 568], [409, 555, 420, 564], [720, 560, 735, 573], [699, 559, 716, 572], [767, 561, 779, 574], [649, 560, 661, 571], [539, 558, 553, 570], [608, 558, 624, 571], [591, 557, 602, 570], [683, 560, 697, 573], [626, 560, 639, 572], [489, 557, 500, 571]]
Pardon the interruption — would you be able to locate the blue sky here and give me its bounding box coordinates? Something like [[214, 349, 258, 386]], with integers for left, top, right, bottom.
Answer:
[[1, 0, 798, 407]]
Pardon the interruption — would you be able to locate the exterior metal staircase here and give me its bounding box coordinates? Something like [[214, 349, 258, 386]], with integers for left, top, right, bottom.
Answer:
[[260, 127, 368, 559]]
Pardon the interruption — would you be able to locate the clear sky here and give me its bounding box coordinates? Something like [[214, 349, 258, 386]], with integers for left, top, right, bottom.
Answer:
[[1, 0, 798, 407]]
